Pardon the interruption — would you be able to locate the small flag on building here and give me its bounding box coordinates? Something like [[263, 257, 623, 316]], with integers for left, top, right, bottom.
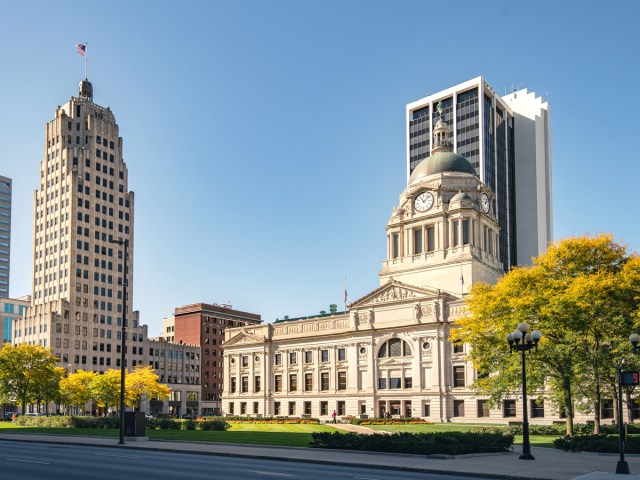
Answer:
[[76, 44, 86, 56]]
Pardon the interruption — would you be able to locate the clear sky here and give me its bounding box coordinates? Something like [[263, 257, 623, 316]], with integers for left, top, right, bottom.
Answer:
[[1, 0, 639, 335]]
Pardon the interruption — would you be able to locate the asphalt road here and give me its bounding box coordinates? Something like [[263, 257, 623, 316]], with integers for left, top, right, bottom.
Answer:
[[0, 439, 491, 480]]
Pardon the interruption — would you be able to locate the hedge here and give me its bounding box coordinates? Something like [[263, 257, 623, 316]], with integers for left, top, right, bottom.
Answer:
[[554, 434, 640, 453], [13, 415, 229, 431], [310, 431, 513, 455]]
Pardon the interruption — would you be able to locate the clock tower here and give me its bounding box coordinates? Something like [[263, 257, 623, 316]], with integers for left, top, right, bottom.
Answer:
[[380, 108, 503, 295]]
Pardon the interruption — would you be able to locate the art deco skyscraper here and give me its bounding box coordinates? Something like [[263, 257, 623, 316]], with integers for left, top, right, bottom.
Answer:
[[15, 79, 146, 373]]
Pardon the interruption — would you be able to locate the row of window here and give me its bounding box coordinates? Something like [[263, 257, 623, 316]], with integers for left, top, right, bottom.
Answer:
[[228, 400, 346, 417], [230, 371, 349, 394]]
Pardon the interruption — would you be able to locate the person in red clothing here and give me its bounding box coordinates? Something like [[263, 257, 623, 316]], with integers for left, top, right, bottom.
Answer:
[[331, 410, 337, 424]]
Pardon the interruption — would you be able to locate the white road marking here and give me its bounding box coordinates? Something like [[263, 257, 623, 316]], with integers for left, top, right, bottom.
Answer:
[[7, 458, 50, 464], [94, 453, 143, 458], [353, 477, 382, 480], [238, 470, 295, 477]]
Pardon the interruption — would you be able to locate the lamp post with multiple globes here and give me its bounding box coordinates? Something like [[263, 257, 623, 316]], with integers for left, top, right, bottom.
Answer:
[[506, 322, 542, 460]]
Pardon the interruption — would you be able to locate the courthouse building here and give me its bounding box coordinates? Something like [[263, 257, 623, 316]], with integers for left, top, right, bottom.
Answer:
[[221, 115, 531, 422]]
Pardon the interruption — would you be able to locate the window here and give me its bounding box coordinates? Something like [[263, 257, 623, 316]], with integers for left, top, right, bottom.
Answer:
[[378, 377, 387, 389], [274, 375, 282, 392], [423, 404, 431, 417], [303, 401, 311, 415], [321, 349, 329, 362], [391, 233, 400, 258], [337, 401, 345, 416], [241, 356, 248, 367], [477, 400, 490, 418], [229, 402, 234, 414], [275, 353, 282, 365], [240, 376, 248, 393], [453, 400, 465, 417], [305, 350, 313, 363], [503, 399, 516, 418], [453, 366, 465, 387], [389, 377, 401, 389], [289, 352, 297, 364], [304, 373, 313, 392], [378, 338, 411, 358], [531, 399, 544, 418], [453, 220, 460, 246], [427, 226, 435, 251], [274, 401, 281, 415], [337, 348, 346, 361], [453, 341, 464, 354], [254, 376, 261, 392], [253, 402, 259, 414], [414, 229, 423, 254], [320, 401, 328, 416], [462, 219, 470, 245], [404, 377, 412, 389], [289, 374, 297, 392], [288, 401, 296, 416], [602, 400, 614, 419], [320, 372, 330, 391], [240, 402, 247, 415], [337, 371, 347, 390]]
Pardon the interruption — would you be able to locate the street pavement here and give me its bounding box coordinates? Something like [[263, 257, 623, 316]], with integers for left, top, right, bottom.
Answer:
[[1, 425, 640, 480]]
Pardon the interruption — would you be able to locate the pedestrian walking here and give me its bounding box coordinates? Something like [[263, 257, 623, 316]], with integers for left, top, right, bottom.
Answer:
[[331, 410, 337, 424]]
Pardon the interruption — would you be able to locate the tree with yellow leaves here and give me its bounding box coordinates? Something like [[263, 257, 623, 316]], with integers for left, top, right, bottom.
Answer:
[[59, 370, 97, 414], [0, 344, 60, 414], [452, 234, 640, 436], [89, 369, 121, 414], [125, 365, 171, 410]]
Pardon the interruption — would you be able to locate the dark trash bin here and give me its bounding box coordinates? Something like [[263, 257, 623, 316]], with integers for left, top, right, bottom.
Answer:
[[124, 411, 146, 437]]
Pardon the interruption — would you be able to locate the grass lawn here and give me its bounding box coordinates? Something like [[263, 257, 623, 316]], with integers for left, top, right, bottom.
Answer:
[[0, 421, 337, 448], [366, 423, 561, 448]]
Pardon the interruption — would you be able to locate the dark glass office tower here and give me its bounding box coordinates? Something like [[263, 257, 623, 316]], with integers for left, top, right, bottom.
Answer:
[[406, 77, 551, 271], [0, 176, 10, 298]]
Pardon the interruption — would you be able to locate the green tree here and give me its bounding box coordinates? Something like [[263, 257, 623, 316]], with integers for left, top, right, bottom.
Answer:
[[0, 344, 60, 413], [452, 234, 640, 435]]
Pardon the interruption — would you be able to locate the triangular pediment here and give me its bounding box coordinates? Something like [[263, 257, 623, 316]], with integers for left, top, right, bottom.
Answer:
[[349, 279, 451, 309], [223, 329, 264, 347]]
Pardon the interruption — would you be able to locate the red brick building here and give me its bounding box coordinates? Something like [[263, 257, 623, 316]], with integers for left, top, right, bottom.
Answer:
[[173, 303, 261, 414]]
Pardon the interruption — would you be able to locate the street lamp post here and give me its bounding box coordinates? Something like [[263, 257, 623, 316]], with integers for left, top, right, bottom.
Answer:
[[616, 333, 640, 474], [506, 322, 542, 461], [110, 238, 128, 446]]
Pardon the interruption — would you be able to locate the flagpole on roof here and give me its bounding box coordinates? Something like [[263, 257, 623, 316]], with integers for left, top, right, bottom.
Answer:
[[344, 276, 348, 312], [85, 41, 88, 80]]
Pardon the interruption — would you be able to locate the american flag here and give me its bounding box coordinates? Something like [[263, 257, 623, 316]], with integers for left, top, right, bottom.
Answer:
[[76, 44, 86, 56]]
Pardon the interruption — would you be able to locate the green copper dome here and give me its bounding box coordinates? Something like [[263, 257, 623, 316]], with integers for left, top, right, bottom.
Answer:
[[450, 191, 472, 203], [409, 151, 476, 183]]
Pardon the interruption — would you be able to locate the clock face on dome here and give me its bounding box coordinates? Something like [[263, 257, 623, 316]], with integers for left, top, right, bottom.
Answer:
[[414, 192, 434, 212], [481, 193, 490, 213]]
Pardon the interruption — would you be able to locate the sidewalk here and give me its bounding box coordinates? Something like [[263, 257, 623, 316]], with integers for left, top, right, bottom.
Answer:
[[1, 431, 640, 480]]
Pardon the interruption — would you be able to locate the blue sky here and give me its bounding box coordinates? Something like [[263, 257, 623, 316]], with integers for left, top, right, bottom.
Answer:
[[1, 0, 639, 334]]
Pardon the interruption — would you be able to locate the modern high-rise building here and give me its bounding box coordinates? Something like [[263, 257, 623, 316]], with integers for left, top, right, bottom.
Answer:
[[14, 79, 147, 373], [406, 76, 552, 270], [0, 176, 11, 298], [1, 295, 30, 345]]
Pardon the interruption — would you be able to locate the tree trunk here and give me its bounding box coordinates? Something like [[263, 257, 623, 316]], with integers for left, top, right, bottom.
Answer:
[[594, 376, 601, 435], [563, 375, 574, 436]]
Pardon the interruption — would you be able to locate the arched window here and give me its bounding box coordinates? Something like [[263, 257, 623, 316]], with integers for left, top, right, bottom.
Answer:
[[378, 338, 412, 358]]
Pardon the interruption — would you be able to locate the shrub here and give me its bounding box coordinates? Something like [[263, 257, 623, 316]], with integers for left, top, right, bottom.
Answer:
[[70, 415, 121, 429], [196, 420, 229, 431], [310, 431, 513, 455], [554, 434, 640, 453], [13, 415, 73, 428], [180, 419, 196, 431]]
